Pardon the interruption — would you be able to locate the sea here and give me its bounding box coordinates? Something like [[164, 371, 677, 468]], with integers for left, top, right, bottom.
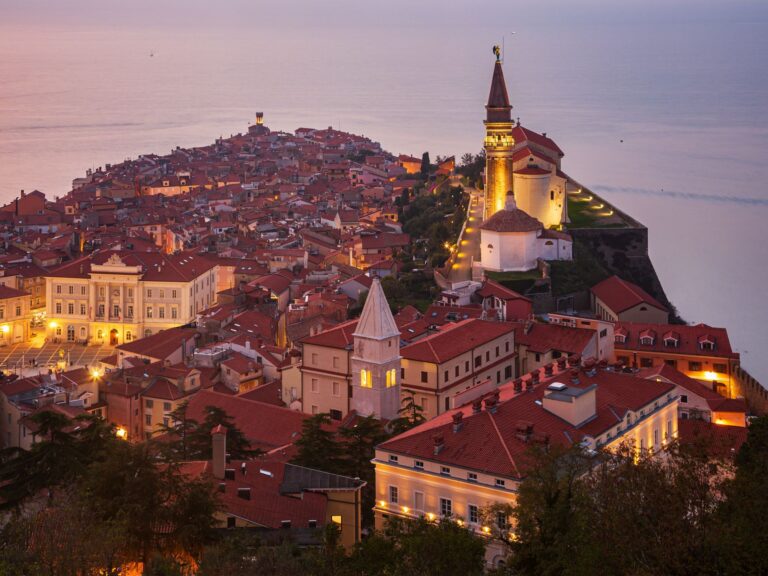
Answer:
[[1, 0, 767, 383]]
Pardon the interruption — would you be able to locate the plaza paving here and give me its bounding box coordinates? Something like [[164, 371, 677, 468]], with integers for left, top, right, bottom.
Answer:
[[0, 340, 114, 376]]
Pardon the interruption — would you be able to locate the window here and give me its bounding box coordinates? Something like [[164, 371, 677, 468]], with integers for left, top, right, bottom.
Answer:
[[389, 486, 398, 504], [664, 359, 677, 369], [414, 460, 424, 470], [599, 328, 608, 338], [163, 402, 171, 411], [640, 357, 653, 368], [455, 365, 459, 377], [145, 415, 152, 426], [654, 429, 659, 446], [97, 304, 104, 317], [127, 306, 133, 318], [311, 353, 318, 365], [444, 370, 449, 382], [80, 286, 86, 295], [330, 409, 342, 421], [469, 504, 479, 524], [474, 356, 481, 368], [333, 356, 339, 368], [172, 289, 177, 298], [55, 302, 62, 314], [80, 304, 86, 315], [158, 307, 165, 319], [389, 455, 398, 464], [713, 363, 727, 373], [386, 368, 397, 388], [496, 346, 500, 357], [485, 351, 490, 362], [311, 378, 319, 393], [467, 472, 478, 483], [67, 303, 74, 314], [420, 371, 428, 383], [504, 365, 512, 379], [159, 290, 165, 298], [171, 307, 177, 319], [145, 399, 154, 408], [505, 340, 510, 353], [439, 498, 452, 517], [689, 361, 702, 372], [147, 289, 152, 298], [311, 405, 318, 415], [495, 479, 506, 488], [465, 361, 469, 373], [99, 287, 105, 297], [146, 306, 152, 318], [127, 288, 133, 298], [332, 381, 340, 396], [680, 394, 688, 404], [496, 511, 508, 530], [360, 369, 371, 388], [56, 285, 61, 294], [440, 466, 450, 476], [401, 367, 405, 379]]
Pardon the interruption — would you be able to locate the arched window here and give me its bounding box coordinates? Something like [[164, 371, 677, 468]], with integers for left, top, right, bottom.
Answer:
[[386, 368, 397, 388], [360, 369, 372, 388]]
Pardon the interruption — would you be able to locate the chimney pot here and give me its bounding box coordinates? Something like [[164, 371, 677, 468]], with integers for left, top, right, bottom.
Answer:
[[433, 434, 445, 455], [452, 412, 464, 433], [513, 378, 523, 393], [472, 399, 482, 414]]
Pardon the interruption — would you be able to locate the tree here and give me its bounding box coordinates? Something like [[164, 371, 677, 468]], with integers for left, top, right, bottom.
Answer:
[[350, 516, 486, 576], [339, 416, 389, 527], [193, 405, 260, 460], [420, 152, 431, 178], [389, 393, 426, 435], [711, 415, 768, 574], [292, 413, 344, 472]]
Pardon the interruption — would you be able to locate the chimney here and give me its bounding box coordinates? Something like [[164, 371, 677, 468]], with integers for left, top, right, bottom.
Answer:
[[513, 378, 523, 393], [212, 425, 227, 480], [556, 357, 567, 370], [515, 420, 534, 442], [241, 461, 247, 476], [568, 354, 581, 367], [542, 383, 598, 426], [525, 378, 534, 392], [472, 399, 483, 414], [484, 396, 498, 414], [544, 363, 554, 377], [452, 412, 464, 433], [531, 370, 540, 386], [433, 434, 445, 455], [570, 369, 581, 385]]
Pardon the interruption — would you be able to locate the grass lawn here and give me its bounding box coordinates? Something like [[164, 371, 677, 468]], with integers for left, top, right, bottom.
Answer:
[[486, 270, 541, 294]]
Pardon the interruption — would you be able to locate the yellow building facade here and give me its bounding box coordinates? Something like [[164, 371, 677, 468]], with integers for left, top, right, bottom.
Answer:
[[45, 251, 217, 346]]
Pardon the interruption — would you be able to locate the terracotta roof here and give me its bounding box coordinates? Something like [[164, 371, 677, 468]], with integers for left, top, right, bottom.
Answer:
[[379, 367, 675, 479], [476, 278, 531, 302], [677, 419, 747, 460], [400, 319, 515, 364], [591, 275, 668, 314], [116, 327, 197, 361], [512, 125, 564, 157], [514, 322, 595, 355], [301, 320, 358, 350], [480, 207, 542, 233], [184, 389, 313, 452], [615, 322, 738, 359]]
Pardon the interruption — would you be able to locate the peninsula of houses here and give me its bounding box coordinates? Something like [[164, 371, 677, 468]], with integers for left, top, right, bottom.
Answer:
[[0, 54, 765, 571]]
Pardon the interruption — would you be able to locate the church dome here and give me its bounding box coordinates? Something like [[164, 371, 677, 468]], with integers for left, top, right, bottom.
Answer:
[[480, 206, 542, 233]]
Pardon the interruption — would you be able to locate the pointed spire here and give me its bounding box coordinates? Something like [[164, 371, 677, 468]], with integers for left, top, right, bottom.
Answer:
[[353, 277, 400, 341], [486, 60, 512, 123]]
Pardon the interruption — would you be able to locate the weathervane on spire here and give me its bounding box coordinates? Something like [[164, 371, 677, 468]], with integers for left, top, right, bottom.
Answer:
[[493, 45, 501, 62]]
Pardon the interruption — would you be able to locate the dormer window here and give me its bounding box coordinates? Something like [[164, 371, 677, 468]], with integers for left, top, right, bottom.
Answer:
[[698, 335, 715, 351], [615, 334, 626, 344], [639, 330, 656, 346], [663, 337, 678, 348]]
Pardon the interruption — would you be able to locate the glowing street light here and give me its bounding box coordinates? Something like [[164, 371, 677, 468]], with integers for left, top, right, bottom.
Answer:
[[115, 427, 127, 440]]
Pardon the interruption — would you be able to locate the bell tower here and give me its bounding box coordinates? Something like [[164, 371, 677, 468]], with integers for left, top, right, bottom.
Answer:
[[484, 47, 515, 221], [350, 277, 401, 420]]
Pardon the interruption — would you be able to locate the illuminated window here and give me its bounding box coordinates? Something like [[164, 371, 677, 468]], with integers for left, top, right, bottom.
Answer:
[[386, 368, 397, 388], [361, 369, 372, 388]]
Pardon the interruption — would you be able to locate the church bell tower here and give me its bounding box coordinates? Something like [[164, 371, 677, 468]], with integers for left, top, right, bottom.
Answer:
[[484, 47, 515, 221], [350, 277, 402, 421]]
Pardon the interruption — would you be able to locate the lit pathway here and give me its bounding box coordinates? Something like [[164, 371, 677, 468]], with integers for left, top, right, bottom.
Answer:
[[447, 187, 484, 284]]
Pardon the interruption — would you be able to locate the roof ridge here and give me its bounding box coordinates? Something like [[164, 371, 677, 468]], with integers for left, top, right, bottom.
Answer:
[[486, 411, 520, 478]]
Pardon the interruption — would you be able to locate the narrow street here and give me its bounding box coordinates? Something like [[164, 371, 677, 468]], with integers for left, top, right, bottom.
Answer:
[[447, 186, 484, 284]]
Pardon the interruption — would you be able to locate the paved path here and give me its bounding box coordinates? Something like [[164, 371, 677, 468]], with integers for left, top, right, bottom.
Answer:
[[0, 341, 113, 376], [447, 187, 484, 284]]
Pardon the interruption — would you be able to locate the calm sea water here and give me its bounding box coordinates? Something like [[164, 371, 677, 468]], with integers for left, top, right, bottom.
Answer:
[[1, 1, 767, 382]]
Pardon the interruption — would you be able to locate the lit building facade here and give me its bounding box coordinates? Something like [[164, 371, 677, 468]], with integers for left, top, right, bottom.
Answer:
[[44, 251, 217, 346], [374, 361, 678, 567], [0, 285, 31, 344]]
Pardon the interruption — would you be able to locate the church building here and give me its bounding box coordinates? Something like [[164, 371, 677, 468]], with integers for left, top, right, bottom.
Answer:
[[478, 49, 573, 273]]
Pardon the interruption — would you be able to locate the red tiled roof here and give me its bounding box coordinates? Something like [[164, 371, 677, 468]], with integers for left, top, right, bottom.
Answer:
[[480, 208, 542, 233], [400, 319, 515, 364], [677, 419, 747, 460], [615, 322, 738, 359], [184, 389, 312, 452], [380, 367, 675, 479], [512, 125, 564, 156], [0, 284, 29, 299], [116, 327, 197, 361], [591, 275, 667, 314], [514, 322, 595, 355], [179, 459, 327, 529], [300, 319, 357, 350], [476, 278, 531, 302]]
